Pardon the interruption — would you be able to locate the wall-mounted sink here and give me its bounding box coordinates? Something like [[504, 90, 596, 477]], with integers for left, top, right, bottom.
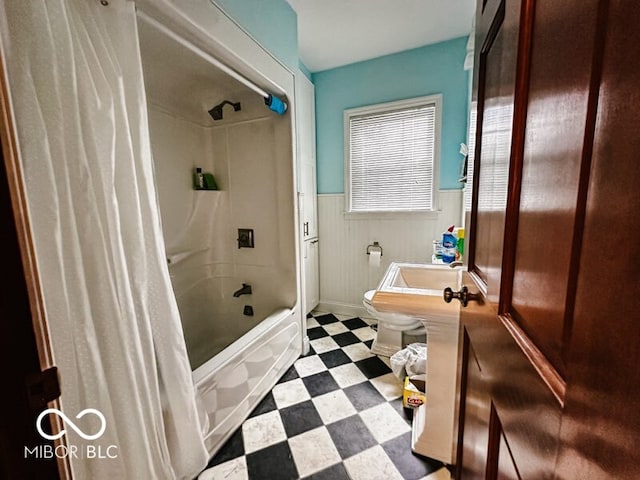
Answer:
[[371, 262, 463, 465]]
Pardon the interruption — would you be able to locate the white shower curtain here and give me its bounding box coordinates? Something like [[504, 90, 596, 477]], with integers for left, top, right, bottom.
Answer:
[[0, 0, 208, 478]]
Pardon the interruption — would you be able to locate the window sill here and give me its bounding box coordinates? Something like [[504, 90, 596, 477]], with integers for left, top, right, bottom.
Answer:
[[343, 209, 440, 220]]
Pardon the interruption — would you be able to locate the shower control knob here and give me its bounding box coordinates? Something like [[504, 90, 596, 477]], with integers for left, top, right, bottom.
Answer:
[[443, 285, 479, 307]]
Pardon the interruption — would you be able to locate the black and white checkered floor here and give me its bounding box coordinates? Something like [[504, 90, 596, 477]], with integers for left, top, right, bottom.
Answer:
[[198, 312, 451, 480]]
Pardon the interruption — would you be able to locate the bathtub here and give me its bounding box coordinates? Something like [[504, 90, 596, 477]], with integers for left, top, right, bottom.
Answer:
[[192, 307, 300, 455], [169, 261, 302, 456]]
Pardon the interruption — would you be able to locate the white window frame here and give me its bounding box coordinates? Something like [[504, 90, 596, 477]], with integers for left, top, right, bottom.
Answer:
[[344, 94, 442, 216]]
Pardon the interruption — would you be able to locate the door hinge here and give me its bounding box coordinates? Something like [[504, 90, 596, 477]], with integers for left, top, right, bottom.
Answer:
[[25, 366, 61, 410]]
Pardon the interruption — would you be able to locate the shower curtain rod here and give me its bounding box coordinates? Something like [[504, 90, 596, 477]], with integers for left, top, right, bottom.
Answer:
[[137, 11, 275, 102]]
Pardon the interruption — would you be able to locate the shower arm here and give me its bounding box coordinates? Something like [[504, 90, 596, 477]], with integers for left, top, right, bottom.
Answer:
[[137, 11, 287, 113]]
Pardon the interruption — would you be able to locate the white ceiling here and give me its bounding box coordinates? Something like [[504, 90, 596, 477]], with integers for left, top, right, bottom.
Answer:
[[286, 0, 475, 73]]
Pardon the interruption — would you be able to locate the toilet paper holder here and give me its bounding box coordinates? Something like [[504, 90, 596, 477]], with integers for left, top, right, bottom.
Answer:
[[366, 241, 383, 257]]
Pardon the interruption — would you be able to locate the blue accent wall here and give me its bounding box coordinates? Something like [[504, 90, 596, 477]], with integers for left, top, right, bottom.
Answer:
[[213, 0, 298, 72], [313, 37, 469, 194]]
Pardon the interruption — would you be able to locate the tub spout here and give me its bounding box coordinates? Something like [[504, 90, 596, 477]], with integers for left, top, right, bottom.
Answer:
[[233, 283, 252, 297]]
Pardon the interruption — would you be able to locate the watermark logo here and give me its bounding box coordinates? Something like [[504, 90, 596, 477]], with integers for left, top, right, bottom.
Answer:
[[26, 408, 117, 460], [36, 408, 106, 441]]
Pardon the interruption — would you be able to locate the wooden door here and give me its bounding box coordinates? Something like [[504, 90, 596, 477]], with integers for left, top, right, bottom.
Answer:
[[456, 0, 640, 478], [0, 50, 66, 479]]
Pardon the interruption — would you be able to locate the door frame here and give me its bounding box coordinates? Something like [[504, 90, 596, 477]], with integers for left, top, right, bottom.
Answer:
[[0, 45, 71, 480]]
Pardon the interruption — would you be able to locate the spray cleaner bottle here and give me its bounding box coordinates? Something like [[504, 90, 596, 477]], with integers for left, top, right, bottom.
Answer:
[[454, 227, 465, 260], [442, 225, 457, 264]]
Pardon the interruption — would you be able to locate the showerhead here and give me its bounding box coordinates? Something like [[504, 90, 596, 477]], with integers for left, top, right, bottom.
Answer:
[[208, 100, 241, 121]]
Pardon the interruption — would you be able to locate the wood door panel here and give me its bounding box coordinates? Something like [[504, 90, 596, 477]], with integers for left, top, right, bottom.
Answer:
[[472, 0, 516, 299], [496, 432, 520, 480], [555, 2, 640, 478], [460, 0, 640, 478], [510, 0, 600, 379], [461, 0, 567, 476], [458, 334, 491, 480], [460, 271, 561, 479]]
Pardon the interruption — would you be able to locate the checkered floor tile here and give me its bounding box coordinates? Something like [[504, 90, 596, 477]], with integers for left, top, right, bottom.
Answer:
[[198, 312, 450, 480]]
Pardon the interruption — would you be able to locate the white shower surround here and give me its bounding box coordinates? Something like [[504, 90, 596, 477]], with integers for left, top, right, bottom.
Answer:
[[138, 0, 303, 459], [147, 97, 301, 455], [147, 99, 298, 367]]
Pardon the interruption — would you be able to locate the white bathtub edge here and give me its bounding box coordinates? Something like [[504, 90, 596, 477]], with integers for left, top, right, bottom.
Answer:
[[192, 307, 302, 457]]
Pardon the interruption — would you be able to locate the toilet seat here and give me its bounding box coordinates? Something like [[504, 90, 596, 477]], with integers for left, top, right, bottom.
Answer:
[[363, 290, 375, 305]]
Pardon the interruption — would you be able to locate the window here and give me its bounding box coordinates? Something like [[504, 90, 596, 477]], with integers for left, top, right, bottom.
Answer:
[[464, 103, 477, 212], [345, 95, 441, 213]]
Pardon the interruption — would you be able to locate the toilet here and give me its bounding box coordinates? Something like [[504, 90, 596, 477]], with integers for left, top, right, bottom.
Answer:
[[363, 290, 426, 357]]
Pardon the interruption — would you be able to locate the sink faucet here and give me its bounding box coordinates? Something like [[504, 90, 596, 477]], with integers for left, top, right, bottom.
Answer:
[[233, 283, 252, 297]]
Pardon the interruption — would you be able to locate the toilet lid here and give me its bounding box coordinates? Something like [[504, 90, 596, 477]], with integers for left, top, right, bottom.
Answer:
[[363, 290, 376, 305]]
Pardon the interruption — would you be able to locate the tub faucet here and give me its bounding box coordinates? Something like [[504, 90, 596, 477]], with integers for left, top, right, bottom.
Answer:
[[233, 283, 252, 297]]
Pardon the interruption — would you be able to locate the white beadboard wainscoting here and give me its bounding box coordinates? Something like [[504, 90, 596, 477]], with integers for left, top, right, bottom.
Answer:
[[317, 191, 463, 317]]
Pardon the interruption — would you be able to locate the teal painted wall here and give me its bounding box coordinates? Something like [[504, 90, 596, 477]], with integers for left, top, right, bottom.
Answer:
[[313, 37, 469, 194], [298, 60, 312, 81], [213, 0, 298, 72]]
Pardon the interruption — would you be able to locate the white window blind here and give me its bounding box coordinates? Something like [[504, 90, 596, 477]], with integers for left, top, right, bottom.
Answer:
[[346, 96, 440, 212], [476, 102, 512, 212], [464, 105, 477, 212]]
